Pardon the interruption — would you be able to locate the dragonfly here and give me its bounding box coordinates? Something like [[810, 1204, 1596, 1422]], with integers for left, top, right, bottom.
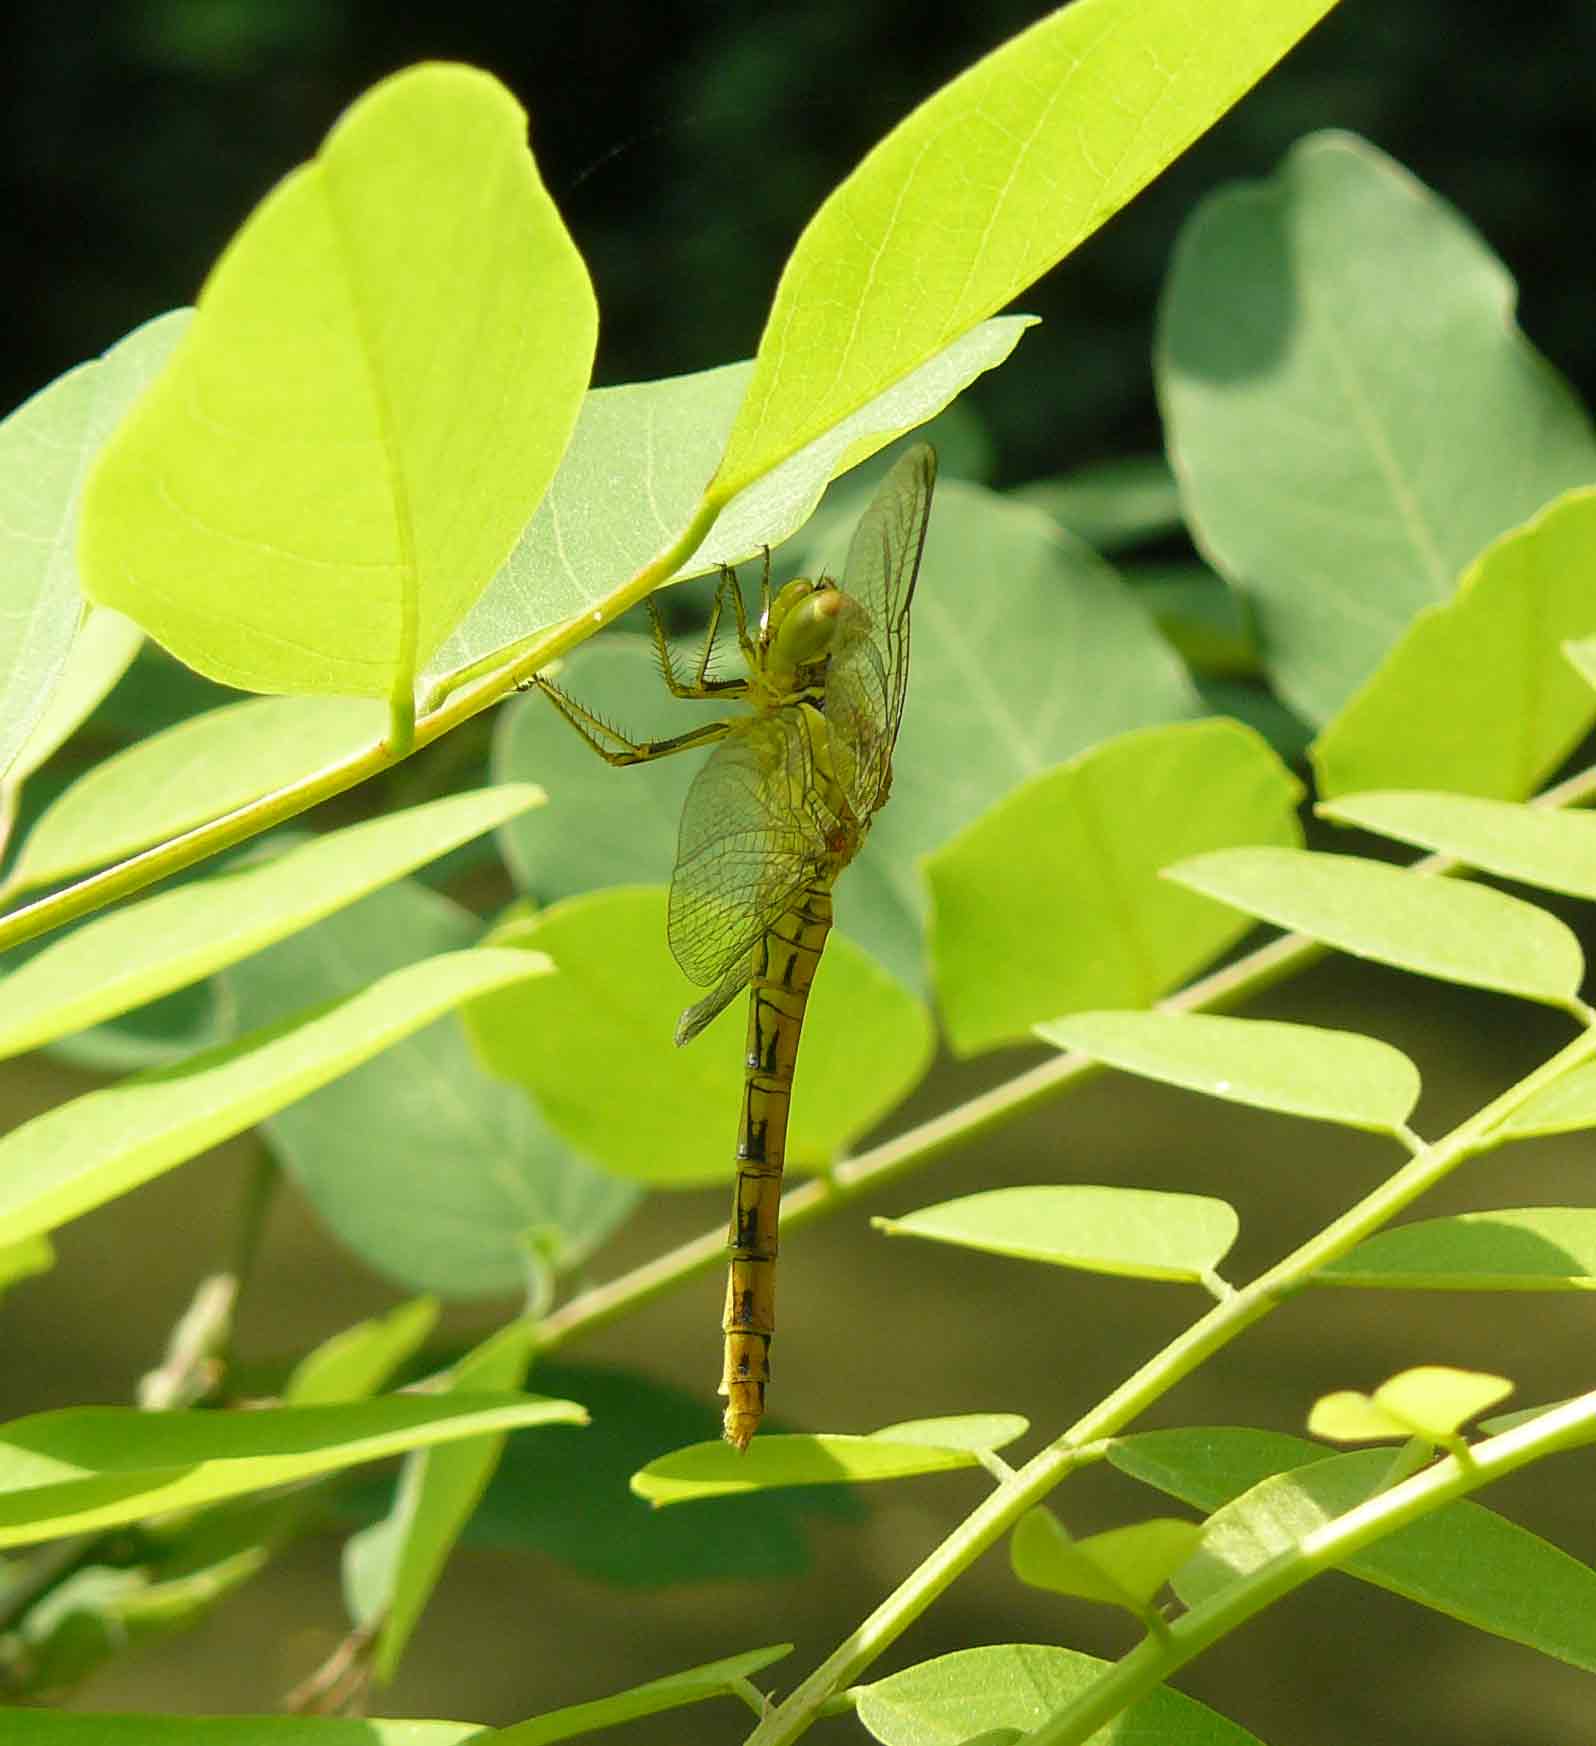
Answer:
[[534, 443, 936, 1447]]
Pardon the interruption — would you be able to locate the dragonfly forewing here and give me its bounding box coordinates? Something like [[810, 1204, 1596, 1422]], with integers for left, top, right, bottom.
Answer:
[[668, 709, 843, 1042], [825, 445, 936, 818]]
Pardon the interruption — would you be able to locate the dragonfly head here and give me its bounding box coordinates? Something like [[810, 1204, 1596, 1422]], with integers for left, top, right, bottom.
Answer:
[[761, 578, 843, 690]]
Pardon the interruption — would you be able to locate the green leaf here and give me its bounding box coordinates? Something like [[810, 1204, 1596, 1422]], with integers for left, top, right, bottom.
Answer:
[[1010, 456, 1183, 553], [1497, 1064, 1596, 1140], [284, 1299, 441, 1405], [1011, 1508, 1202, 1608], [631, 1422, 1009, 1507], [870, 1415, 1029, 1453], [1568, 636, 1596, 691], [855, 482, 1202, 991], [0, 1713, 479, 1744], [1312, 488, 1596, 800], [0, 1393, 583, 1551], [3, 607, 143, 790], [494, 1644, 793, 1746], [1161, 133, 1596, 727], [1037, 1010, 1421, 1135], [1114, 1426, 1596, 1673], [6, 694, 387, 892], [0, 312, 187, 780], [1167, 846, 1585, 1008], [42, 979, 222, 1076], [0, 946, 550, 1248], [507, 481, 1201, 1001], [12, 1548, 271, 1695], [1320, 790, 1596, 901], [927, 720, 1303, 1054], [221, 876, 636, 1299], [495, 640, 729, 901], [715, 0, 1338, 495], [350, 1322, 537, 1682], [1318, 1209, 1596, 1289], [0, 1236, 54, 1294], [874, 1186, 1237, 1282], [427, 321, 1031, 688], [430, 1360, 860, 1586], [853, 1643, 1267, 1746], [80, 65, 596, 704], [465, 888, 932, 1187], [0, 788, 542, 1062], [1132, 564, 1258, 678], [1308, 1367, 1513, 1444]]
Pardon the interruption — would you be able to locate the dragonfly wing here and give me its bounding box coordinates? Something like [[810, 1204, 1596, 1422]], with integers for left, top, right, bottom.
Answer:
[[827, 443, 937, 819], [674, 947, 757, 1046], [667, 711, 837, 1035]]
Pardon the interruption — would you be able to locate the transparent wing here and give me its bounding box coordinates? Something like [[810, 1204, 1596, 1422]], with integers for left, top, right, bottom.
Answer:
[[667, 710, 838, 1013], [826, 443, 937, 819]]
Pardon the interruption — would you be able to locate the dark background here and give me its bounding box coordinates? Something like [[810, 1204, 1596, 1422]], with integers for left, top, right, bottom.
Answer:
[[3, 4, 1596, 1743]]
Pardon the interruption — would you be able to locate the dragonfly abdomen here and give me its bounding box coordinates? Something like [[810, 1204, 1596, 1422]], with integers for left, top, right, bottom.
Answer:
[[721, 880, 834, 1450]]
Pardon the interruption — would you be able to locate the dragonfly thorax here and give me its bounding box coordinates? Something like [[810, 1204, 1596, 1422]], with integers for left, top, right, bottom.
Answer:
[[756, 577, 845, 704]]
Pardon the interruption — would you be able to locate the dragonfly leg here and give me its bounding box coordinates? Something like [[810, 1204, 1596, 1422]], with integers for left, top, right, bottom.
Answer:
[[645, 585, 750, 701], [730, 560, 759, 669], [530, 673, 732, 766]]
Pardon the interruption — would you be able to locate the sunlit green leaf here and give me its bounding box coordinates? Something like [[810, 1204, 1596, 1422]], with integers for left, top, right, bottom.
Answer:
[[426, 322, 1031, 689], [853, 1643, 1266, 1746], [81, 66, 596, 702], [0, 788, 541, 1062], [1038, 1010, 1420, 1134], [1168, 847, 1584, 1007], [717, 0, 1338, 494], [0, 947, 550, 1248], [1318, 1209, 1596, 1289], [4, 608, 143, 791], [494, 1644, 793, 1746], [7, 695, 387, 892], [870, 1415, 1028, 1454], [0, 312, 186, 780], [1313, 488, 1596, 799], [1497, 1065, 1596, 1141], [1115, 1426, 1596, 1671], [0, 1236, 53, 1294], [434, 1360, 859, 1586], [1011, 1509, 1201, 1609], [1162, 133, 1596, 727], [284, 1299, 441, 1406], [1320, 790, 1596, 901], [928, 720, 1302, 1054], [1309, 1367, 1513, 1445], [632, 1424, 1002, 1507], [0, 1393, 583, 1551], [874, 1186, 1237, 1281], [465, 889, 932, 1186]]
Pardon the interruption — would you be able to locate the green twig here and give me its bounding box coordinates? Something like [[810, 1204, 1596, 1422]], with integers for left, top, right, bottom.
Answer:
[[0, 496, 726, 957], [1025, 1390, 1596, 1746], [743, 1015, 1596, 1744]]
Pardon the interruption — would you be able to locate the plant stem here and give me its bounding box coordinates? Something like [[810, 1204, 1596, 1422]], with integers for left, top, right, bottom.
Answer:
[[1025, 1390, 1596, 1746], [744, 1016, 1596, 1744], [0, 498, 725, 955]]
